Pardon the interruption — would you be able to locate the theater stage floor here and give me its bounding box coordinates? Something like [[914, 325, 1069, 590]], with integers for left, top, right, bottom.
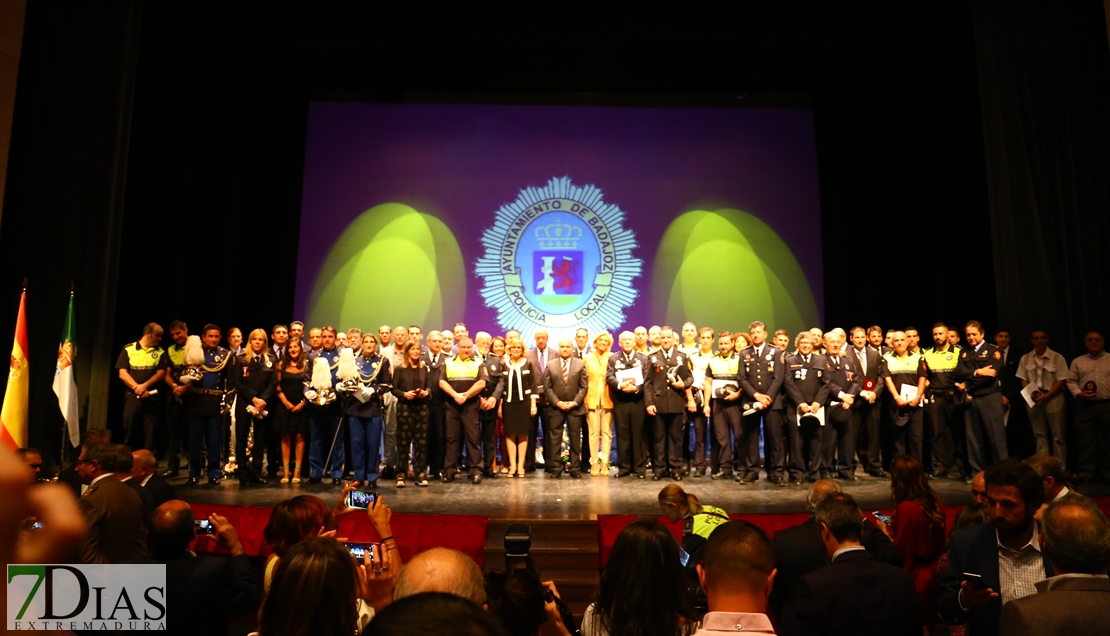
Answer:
[[172, 467, 977, 516]]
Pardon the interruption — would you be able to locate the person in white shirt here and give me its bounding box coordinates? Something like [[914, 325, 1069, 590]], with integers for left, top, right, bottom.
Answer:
[[1016, 331, 1069, 468], [694, 520, 778, 635], [1065, 331, 1110, 481]]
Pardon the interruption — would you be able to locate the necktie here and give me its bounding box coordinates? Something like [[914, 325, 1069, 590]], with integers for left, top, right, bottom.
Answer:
[[833, 356, 839, 367], [857, 350, 866, 374], [253, 355, 260, 364], [562, 359, 569, 384]]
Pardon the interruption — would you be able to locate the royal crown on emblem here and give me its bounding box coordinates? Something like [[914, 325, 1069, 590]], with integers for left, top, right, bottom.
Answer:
[[534, 220, 582, 249]]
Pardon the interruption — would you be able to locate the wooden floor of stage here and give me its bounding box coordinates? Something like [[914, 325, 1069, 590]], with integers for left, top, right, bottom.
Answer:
[[172, 464, 980, 516]]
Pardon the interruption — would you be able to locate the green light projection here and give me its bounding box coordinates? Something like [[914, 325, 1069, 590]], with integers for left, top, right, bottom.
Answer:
[[652, 209, 819, 335], [307, 203, 466, 331]]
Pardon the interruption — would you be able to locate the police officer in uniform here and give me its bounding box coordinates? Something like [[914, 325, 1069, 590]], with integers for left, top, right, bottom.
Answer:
[[645, 327, 694, 482], [956, 320, 1007, 474], [705, 331, 744, 482], [305, 326, 342, 484], [423, 331, 449, 478], [116, 323, 166, 452], [607, 331, 648, 479], [923, 322, 964, 479], [882, 331, 927, 462], [822, 329, 861, 480], [440, 337, 489, 484], [687, 327, 715, 477], [346, 334, 392, 488], [161, 320, 190, 476], [475, 332, 504, 478], [784, 332, 830, 484], [227, 328, 275, 486], [185, 324, 232, 486], [738, 321, 787, 485]]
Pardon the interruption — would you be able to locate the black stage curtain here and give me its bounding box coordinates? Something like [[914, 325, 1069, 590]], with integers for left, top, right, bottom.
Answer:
[[0, 1, 142, 466], [974, 0, 1110, 359]]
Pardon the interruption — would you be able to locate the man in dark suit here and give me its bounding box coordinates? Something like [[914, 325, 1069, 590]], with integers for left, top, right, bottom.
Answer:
[[738, 321, 786, 484], [607, 331, 648, 479], [114, 444, 154, 522], [74, 441, 148, 563], [939, 459, 1053, 636], [768, 479, 904, 619], [525, 329, 553, 472], [821, 329, 861, 481], [131, 449, 177, 508], [849, 327, 886, 478], [784, 332, 830, 484], [644, 327, 694, 482], [422, 331, 448, 477], [1000, 499, 1110, 636], [145, 500, 261, 635], [542, 338, 588, 478], [956, 320, 1008, 474], [781, 492, 922, 636]]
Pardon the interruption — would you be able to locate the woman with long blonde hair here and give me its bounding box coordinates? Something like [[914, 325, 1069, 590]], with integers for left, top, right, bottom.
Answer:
[[584, 331, 614, 476], [501, 336, 538, 477]]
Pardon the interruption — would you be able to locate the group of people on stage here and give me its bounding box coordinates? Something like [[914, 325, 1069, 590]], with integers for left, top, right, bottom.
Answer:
[[114, 316, 1110, 489]]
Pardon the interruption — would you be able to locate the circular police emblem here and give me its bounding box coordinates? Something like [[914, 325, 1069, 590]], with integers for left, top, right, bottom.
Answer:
[[474, 176, 641, 343]]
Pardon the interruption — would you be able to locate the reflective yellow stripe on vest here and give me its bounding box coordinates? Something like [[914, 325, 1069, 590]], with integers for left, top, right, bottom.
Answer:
[[707, 354, 740, 378], [444, 356, 482, 381]]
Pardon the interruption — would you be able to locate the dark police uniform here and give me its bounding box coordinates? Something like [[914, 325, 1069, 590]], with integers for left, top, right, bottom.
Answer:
[[606, 350, 648, 478], [924, 344, 964, 478], [882, 350, 927, 461], [956, 342, 1007, 473], [163, 341, 188, 474], [687, 348, 715, 475], [739, 343, 787, 482], [442, 354, 489, 480], [184, 345, 231, 482], [784, 351, 831, 482], [478, 353, 505, 476], [345, 352, 392, 485], [644, 347, 694, 479], [706, 350, 743, 480], [305, 346, 342, 481], [115, 341, 167, 451], [823, 352, 861, 480], [422, 349, 448, 477], [226, 350, 276, 485]]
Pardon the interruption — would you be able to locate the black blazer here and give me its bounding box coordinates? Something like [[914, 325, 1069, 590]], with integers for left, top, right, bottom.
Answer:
[[421, 350, 447, 404], [739, 344, 786, 410], [123, 477, 154, 522], [823, 353, 861, 424], [780, 549, 922, 636], [142, 474, 177, 509], [227, 352, 276, 406], [784, 353, 831, 407], [141, 551, 261, 636], [643, 348, 694, 414], [606, 351, 647, 403], [956, 343, 1004, 396], [768, 516, 904, 620], [938, 522, 1054, 636], [849, 345, 885, 401]]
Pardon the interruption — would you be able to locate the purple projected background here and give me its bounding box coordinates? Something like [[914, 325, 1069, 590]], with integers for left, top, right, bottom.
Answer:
[[295, 102, 823, 331]]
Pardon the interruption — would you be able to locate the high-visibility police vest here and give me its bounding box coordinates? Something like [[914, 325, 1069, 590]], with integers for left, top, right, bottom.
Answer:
[[444, 355, 482, 392], [124, 342, 164, 384], [706, 353, 740, 380], [923, 346, 961, 389], [883, 351, 923, 375], [689, 350, 714, 372], [167, 344, 185, 368]]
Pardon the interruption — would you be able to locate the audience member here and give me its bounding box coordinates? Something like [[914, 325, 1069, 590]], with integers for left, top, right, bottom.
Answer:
[[132, 448, 178, 508], [393, 547, 485, 603], [483, 568, 572, 636], [262, 495, 333, 590], [694, 520, 777, 635], [970, 470, 988, 505], [114, 443, 154, 521], [582, 518, 696, 636], [938, 459, 1052, 636], [145, 500, 261, 635], [57, 427, 111, 497], [768, 480, 901, 619], [658, 484, 729, 572], [73, 441, 148, 563], [366, 592, 508, 636], [884, 455, 946, 625], [16, 447, 43, 481], [930, 502, 992, 636], [257, 536, 365, 636], [999, 499, 1110, 635], [780, 492, 922, 636], [1023, 454, 1092, 521]]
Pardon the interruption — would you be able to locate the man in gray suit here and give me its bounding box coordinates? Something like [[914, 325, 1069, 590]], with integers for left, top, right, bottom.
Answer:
[[542, 338, 588, 478], [1000, 498, 1110, 635], [74, 441, 148, 564]]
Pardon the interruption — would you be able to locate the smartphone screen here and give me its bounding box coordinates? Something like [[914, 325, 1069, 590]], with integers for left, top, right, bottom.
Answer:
[[29, 520, 43, 531], [345, 490, 378, 509], [871, 511, 892, 525], [962, 573, 986, 590], [678, 546, 690, 567], [194, 519, 215, 535], [346, 542, 379, 562]]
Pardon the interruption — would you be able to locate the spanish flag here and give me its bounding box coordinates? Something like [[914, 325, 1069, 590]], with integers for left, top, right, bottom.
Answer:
[[1, 288, 28, 450]]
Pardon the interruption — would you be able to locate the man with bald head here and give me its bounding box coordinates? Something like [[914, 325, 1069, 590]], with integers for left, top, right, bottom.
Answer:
[[131, 449, 177, 508], [393, 547, 486, 604], [146, 501, 260, 634]]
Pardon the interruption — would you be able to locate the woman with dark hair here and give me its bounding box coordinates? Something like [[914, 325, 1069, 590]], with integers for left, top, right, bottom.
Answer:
[[262, 495, 332, 592], [345, 333, 392, 488], [272, 338, 308, 484], [582, 518, 696, 636], [657, 484, 729, 574], [885, 455, 947, 627], [484, 569, 572, 636], [392, 340, 432, 488], [257, 537, 362, 636]]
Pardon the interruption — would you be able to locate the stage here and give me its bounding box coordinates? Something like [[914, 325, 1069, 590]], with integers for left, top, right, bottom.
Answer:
[[173, 467, 976, 516]]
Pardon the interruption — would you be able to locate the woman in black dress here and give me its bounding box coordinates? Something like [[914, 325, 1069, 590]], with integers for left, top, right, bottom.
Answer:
[[391, 340, 432, 487], [272, 338, 308, 484], [502, 336, 538, 477]]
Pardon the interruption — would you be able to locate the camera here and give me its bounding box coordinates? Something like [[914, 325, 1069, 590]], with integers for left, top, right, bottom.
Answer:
[[346, 542, 379, 562], [504, 523, 531, 570], [344, 490, 378, 509], [195, 519, 216, 535]]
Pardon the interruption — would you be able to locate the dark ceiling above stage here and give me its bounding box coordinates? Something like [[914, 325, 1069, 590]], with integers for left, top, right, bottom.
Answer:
[[116, 4, 993, 341]]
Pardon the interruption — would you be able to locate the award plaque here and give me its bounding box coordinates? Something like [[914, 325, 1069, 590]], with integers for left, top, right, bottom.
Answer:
[[863, 378, 876, 392], [1084, 380, 1097, 393]]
